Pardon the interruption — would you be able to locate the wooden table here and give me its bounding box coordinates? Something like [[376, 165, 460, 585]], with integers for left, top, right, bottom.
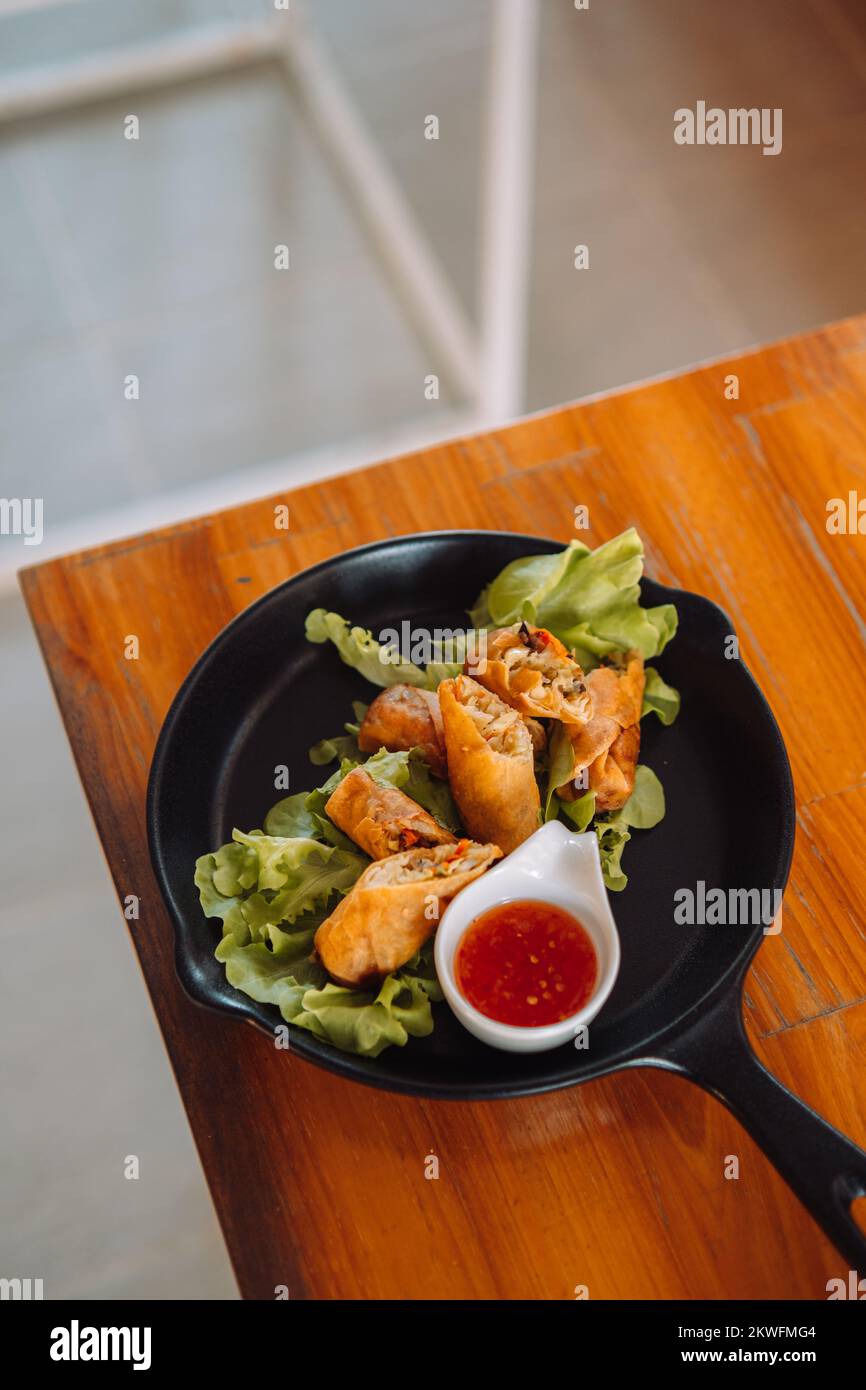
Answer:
[[21, 316, 866, 1300]]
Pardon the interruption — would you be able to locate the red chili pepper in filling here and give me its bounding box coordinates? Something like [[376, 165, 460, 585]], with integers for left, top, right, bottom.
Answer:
[[519, 621, 551, 652]]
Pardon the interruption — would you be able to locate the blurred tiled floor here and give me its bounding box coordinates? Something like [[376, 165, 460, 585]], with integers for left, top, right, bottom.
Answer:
[[2, 0, 866, 1299], [0, 59, 454, 522]]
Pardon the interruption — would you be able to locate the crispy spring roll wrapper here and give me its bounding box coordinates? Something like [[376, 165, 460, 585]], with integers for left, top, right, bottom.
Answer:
[[438, 675, 541, 854], [358, 683, 543, 776], [325, 767, 455, 859], [357, 684, 447, 778], [466, 622, 592, 724], [557, 652, 645, 811], [583, 654, 645, 727], [587, 724, 641, 812], [315, 839, 501, 986]]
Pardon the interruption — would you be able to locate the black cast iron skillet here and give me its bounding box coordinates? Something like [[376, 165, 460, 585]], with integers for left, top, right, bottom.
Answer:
[[148, 531, 866, 1270]]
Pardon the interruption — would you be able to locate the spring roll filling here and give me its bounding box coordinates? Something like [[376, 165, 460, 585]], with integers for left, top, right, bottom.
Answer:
[[458, 682, 529, 755], [364, 839, 486, 885], [515, 625, 586, 701]]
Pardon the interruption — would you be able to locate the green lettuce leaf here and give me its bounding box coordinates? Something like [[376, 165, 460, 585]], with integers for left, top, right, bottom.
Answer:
[[534, 529, 644, 629], [641, 667, 681, 725], [261, 777, 360, 850], [216, 927, 328, 1019], [309, 731, 360, 765], [402, 750, 461, 832], [472, 529, 679, 667], [424, 661, 463, 686], [617, 764, 665, 830], [645, 605, 678, 654], [467, 585, 492, 630], [593, 765, 666, 890], [294, 974, 434, 1056], [550, 622, 622, 667], [231, 830, 358, 894], [263, 791, 318, 839], [560, 789, 597, 832], [305, 609, 433, 690], [215, 933, 437, 1058], [595, 819, 631, 893], [400, 938, 444, 1003], [196, 755, 453, 1058], [545, 722, 575, 820], [424, 631, 473, 687], [308, 701, 368, 766], [484, 541, 589, 626], [356, 746, 418, 789], [195, 834, 366, 946], [559, 600, 679, 665], [303, 746, 460, 834]]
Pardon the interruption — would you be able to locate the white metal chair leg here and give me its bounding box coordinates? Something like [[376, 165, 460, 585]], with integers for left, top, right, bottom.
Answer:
[[478, 0, 540, 424]]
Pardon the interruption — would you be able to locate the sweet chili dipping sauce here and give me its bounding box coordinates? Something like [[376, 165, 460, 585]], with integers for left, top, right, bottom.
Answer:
[[455, 899, 598, 1027]]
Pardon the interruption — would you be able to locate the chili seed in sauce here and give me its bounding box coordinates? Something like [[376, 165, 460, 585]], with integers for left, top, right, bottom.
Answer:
[[455, 899, 598, 1027]]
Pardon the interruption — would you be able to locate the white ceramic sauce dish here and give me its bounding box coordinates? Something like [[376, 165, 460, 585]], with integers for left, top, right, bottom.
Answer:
[[435, 820, 622, 1053]]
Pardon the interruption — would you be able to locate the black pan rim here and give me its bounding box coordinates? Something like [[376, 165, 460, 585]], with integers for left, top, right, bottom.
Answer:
[[147, 529, 796, 1100]]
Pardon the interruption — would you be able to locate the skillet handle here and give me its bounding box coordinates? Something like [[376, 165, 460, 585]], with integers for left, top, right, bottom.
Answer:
[[648, 988, 866, 1274]]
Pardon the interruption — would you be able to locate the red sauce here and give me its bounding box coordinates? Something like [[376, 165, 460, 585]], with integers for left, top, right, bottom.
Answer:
[[455, 899, 598, 1027]]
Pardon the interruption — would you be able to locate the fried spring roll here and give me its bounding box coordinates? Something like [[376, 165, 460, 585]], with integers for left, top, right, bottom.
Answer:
[[357, 684, 447, 777], [557, 652, 645, 811], [438, 675, 541, 854], [466, 622, 592, 724], [315, 838, 501, 985], [325, 767, 455, 859], [358, 683, 543, 775], [588, 724, 641, 812]]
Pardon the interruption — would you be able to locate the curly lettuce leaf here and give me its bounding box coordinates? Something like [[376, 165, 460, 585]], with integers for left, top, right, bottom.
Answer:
[[215, 927, 328, 1020], [551, 622, 622, 667], [305, 609, 433, 690], [425, 631, 476, 687], [541, 765, 665, 891], [215, 933, 437, 1058], [195, 834, 366, 945], [232, 830, 358, 893], [595, 819, 631, 893], [196, 759, 451, 1058], [294, 974, 434, 1056]]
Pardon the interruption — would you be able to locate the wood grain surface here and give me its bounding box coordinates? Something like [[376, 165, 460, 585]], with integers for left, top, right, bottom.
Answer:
[[20, 315, 866, 1299]]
